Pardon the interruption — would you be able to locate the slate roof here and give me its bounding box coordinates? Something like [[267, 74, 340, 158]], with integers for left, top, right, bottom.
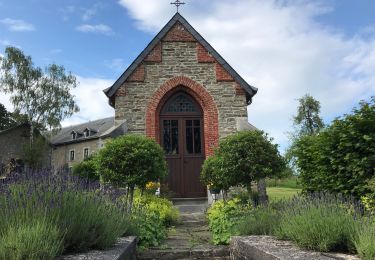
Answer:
[[104, 13, 258, 103], [50, 117, 126, 145]]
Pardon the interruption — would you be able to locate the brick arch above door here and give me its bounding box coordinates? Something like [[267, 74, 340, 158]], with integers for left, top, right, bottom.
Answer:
[[146, 76, 219, 157]]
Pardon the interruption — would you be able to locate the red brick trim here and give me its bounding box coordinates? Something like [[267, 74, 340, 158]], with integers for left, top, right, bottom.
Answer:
[[144, 43, 162, 62], [126, 64, 145, 82], [234, 82, 246, 95], [115, 85, 127, 97], [197, 43, 215, 63], [146, 76, 219, 157], [216, 62, 234, 82], [162, 22, 196, 42]]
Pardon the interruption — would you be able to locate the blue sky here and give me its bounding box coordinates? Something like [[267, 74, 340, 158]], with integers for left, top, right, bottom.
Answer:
[[1, 0, 375, 151]]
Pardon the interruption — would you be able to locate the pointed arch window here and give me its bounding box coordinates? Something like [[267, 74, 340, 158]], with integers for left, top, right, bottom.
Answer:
[[167, 94, 197, 113]]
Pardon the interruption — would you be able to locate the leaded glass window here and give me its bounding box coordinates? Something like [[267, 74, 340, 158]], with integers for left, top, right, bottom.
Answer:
[[166, 95, 196, 113]]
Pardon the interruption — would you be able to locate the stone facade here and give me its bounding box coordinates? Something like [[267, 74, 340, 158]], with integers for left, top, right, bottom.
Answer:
[[114, 40, 248, 155], [0, 124, 51, 170], [51, 138, 106, 169]]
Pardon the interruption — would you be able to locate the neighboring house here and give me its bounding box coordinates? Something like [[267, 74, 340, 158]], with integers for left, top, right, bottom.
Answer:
[[103, 13, 258, 198], [50, 117, 127, 169], [0, 123, 51, 175]]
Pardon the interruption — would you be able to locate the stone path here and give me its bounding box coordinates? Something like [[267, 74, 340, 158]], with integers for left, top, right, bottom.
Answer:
[[137, 200, 230, 260]]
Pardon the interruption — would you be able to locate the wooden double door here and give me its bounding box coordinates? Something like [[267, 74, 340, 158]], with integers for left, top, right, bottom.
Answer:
[[160, 93, 206, 198]]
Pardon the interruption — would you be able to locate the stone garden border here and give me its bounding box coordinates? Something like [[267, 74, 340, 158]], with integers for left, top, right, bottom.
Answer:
[[60, 236, 137, 260], [230, 236, 360, 260]]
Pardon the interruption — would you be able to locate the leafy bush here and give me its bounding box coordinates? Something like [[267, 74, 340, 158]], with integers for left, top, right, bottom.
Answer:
[[354, 220, 375, 260], [0, 169, 129, 258], [293, 97, 375, 197], [237, 205, 280, 236], [276, 195, 358, 252], [207, 198, 251, 245], [98, 135, 167, 208], [0, 220, 63, 260], [72, 154, 99, 181], [130, 208, 167, 248], [134, 192, 179, 226], [201, 155, 228, 192], [127, 192, 178, 248]]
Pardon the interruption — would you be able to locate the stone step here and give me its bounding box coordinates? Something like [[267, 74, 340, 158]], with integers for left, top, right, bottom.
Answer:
[[172, 197, 208, 206], [137, 245, 230, 260], [176, 204, 208, 213]]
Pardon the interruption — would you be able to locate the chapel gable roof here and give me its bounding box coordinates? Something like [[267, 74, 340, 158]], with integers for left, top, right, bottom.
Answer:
[[104, 13, 257, 103]]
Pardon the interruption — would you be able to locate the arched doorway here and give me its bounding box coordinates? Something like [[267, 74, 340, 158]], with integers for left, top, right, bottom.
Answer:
[[160, 91, 206, 198]]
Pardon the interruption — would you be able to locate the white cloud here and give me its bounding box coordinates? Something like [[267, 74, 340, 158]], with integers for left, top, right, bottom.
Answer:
[[118, 0, 375, 151], [61, 76, 114, 127], [0, 76, 113, 128], [0, 18, 35, 32], [82, 3, 104, 21], [76, 24, 114, 35], [104, 58, 128, 72]]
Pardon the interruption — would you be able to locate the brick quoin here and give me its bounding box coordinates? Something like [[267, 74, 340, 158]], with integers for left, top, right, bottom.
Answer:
[[144, 43, 162, 62], [216, 62, 234, 82], [145, 76, 219, 157], [197, 43, 215, 63], [162, 22, 196, 42], [126, 64, 145, 82], [234, 82, 246, 96]]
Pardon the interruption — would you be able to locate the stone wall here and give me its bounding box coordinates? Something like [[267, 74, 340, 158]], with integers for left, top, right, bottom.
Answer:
[[114, 41, 248, 140], [51, 138, 107, 169], [0, 125, 51, 168]]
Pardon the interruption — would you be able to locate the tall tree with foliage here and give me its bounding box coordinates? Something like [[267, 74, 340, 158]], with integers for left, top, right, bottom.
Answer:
[[0, 103, 16, 130], [0, 46, 79, 144], [286, 94, 325, 174], [293, 94, 324, 136]]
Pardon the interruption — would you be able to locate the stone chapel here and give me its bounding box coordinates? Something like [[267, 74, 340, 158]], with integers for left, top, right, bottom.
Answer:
[[103, 13, 258, 198]]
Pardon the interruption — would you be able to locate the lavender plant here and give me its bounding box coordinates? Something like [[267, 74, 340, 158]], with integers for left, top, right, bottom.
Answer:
[[0, 168, 129, 259]]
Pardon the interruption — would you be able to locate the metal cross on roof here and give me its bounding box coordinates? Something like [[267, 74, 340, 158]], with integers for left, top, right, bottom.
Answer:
[[170, 0, 185, 13]]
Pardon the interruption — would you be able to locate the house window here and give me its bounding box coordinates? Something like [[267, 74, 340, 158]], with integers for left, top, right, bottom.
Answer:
[[69, 150, 75, 161], [84, 129, 90, 137], [71, 131, 76, 140], [83, 148, 89, 159]]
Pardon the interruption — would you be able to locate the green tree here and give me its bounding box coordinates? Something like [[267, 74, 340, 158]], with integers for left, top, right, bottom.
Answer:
[[293, 94, 324, 136], [72, 154, 100, 181], [0, 103, 16, 130], [203, 131, 285, 204], [97, 135, 167, 210], [294, 97, 375, 197], [21, 136, 49, 169], [0, 46, 79, 144]]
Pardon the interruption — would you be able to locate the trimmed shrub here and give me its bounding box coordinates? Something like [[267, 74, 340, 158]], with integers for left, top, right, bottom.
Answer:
[[293, 97, 375, 197], [98, 135, 167, 208], [207, 198, 251, 245]]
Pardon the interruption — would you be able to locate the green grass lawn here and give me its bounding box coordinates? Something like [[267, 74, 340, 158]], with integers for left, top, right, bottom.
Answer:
[[267, 187, 301, 201]]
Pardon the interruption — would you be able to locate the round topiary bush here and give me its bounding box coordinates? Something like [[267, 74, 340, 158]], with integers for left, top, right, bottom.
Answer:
[[97, 135, 167, 209]]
